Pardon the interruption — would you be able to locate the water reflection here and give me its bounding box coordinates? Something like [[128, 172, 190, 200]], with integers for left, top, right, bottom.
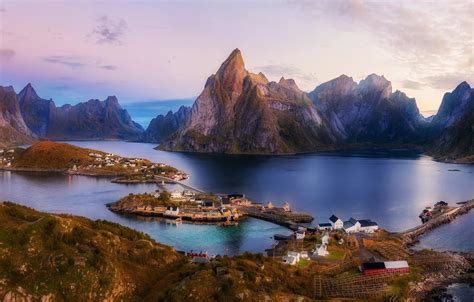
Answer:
[[1, 141, 474, 254]]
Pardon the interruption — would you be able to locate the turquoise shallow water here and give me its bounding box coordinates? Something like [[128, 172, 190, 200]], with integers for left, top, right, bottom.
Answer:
[[1, 141, 474, 255]]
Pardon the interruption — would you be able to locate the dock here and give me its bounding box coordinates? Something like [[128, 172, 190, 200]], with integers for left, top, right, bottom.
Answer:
[[400, 198, 474, 244], [235, 205, 313, 229]]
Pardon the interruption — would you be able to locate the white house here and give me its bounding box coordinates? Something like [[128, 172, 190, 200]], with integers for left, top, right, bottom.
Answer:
[[316, 244, 329, 256], [170, 191, 183, 199], [329, 215, 343, 229], [358, 220, 379, 233], [321, 233, 329, 245], [164, 206, 180, 216], [318, 223, 333, 231], [343, 218, 361, 233], [288, 251, 301, 262], [282, 255, 298, 265], [314, 233, 330, 256], [295, 230, 305, 240]]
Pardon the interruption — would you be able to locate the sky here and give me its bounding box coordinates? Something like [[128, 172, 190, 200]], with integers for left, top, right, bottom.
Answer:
[[0, 0, 473, 116]]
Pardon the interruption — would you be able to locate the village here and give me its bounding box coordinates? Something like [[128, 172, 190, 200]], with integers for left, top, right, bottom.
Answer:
[[72, 151, 189, 181], [0, 146, 188, 182], [0, 148, 16, 168]]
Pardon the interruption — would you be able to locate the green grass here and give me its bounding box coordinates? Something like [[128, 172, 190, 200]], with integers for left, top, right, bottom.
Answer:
[[326, 250, 346, 261], [297, 258, 310, 268]]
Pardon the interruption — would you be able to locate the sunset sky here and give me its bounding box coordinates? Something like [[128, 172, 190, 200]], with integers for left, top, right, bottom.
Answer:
[[0, 0, 472, 115]]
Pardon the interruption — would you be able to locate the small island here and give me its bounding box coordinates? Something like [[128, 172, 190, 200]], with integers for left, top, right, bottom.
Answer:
[[109, 190, 313, 226], [0, 141, 187, 182], [108, 191, 239, 224]]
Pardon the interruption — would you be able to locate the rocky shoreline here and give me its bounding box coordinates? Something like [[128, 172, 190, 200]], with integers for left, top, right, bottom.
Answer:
[[400, 199, 474, 301]]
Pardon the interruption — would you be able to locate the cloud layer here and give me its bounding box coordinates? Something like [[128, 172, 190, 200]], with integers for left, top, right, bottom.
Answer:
[[91, 15, 127, 45]]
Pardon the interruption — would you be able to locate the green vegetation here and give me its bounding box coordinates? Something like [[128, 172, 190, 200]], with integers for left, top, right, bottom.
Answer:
[[0, 202, 444, 301]]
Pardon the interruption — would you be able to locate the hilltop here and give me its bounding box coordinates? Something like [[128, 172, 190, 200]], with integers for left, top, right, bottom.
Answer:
[[11, 141, 101, 170]]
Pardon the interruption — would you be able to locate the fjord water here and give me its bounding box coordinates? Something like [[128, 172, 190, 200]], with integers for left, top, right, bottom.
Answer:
[[1, 141, 474, 255]]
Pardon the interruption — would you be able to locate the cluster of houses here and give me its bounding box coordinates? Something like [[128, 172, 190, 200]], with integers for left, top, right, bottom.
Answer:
[[0, 149, 15, 168], [133, 190, 240, 222], [419, 201, 449, 223], [78, 152, 187, 180], [318, 215, 379, 234]]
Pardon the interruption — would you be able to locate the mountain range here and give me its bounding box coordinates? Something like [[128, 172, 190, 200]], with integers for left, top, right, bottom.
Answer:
[[1, 49, 472, 162], [155, 49, 473, 162], [0, 84, 144, 145]]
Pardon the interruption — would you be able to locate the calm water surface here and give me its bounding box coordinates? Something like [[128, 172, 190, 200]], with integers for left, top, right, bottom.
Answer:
[[1, 141, 473, 254]]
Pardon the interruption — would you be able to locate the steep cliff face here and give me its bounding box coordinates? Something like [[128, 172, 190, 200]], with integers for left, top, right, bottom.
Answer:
[[17, 84, 144, 141], [160, 49, 336, 154], [143, 106, 191, 143], [46, 96, 144, 140], [18, 83, 55, 137], [309, 74, 427, 145], [430, 82, 474, 162], [0, 86, 34, 147]]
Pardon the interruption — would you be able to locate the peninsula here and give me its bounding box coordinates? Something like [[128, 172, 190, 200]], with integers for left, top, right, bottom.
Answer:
[[0, 141, 187, 182]]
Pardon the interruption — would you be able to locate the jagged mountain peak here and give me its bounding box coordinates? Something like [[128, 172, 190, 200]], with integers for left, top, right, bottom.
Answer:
[[104, 96, 120, 106], [359, 74, 391, 89], [452, 81, 471, 95], [248, 72, 269, 85], [358, 74, 392, 99], [278, 77, 299, 91], [18, 83, 40, 101], [216, 48, 246, 79]]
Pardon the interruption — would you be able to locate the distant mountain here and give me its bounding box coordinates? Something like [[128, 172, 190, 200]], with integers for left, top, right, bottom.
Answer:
[[0, 85, 34, 147], [309, 74, 427, 145], [17, 84, 144, 141], [142, 105, 191, 143], [159, 49, 336, 154], [429, 82, 474, 162], [18, 83, 55, 137]]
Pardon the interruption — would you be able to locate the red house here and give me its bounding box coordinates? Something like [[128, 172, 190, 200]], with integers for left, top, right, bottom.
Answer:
[[361, 261, 409, 276]]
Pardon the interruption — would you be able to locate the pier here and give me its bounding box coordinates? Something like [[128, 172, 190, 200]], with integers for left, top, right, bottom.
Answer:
[[400, 198, 474, 244], [236, 205, 313, 229]]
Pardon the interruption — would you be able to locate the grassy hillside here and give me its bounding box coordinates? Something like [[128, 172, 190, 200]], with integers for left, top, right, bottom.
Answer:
[[0, 202, 317, 301], [1, 202, 453, 301], [11, 141, 101, 170]]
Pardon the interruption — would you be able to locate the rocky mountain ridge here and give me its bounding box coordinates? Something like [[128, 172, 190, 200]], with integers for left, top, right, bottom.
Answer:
[[157, 49, 472, 161], [0, 86, 35, 147], [159, 49, 337, 154], [16, 84, 144, 141]]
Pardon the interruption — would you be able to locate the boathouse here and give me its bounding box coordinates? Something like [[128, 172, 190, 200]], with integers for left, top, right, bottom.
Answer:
[[361, 261, 409, 276], [329, 215, 343, 229]]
